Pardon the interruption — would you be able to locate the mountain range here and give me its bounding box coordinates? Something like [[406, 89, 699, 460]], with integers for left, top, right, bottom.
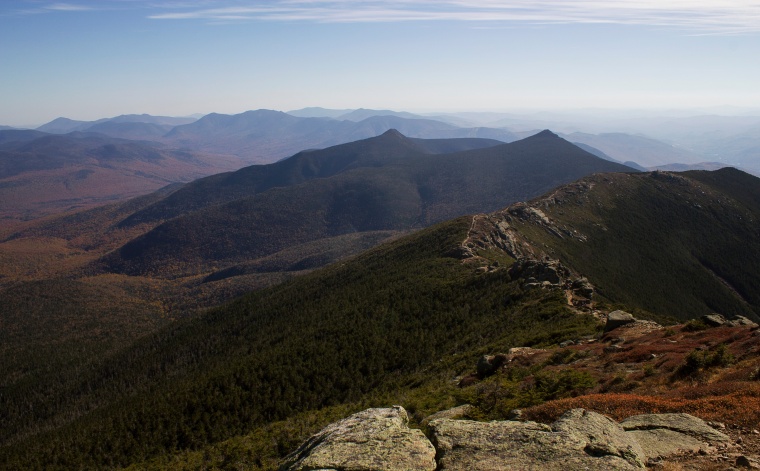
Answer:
[[160, 109, 520, 163], [5, 108, 755, 233], [3, 109, 760, 470], [3, 130, 633, 284], [0, 111, 524, 227], [36, 114, 198, 134], [2, 151, 758, 469], [35, 108, 749, 170]]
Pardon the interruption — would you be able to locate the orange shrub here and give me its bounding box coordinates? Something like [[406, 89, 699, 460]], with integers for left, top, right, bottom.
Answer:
[[523, 382, 760, 427]]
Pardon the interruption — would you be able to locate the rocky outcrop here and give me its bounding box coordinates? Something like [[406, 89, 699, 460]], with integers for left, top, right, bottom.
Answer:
[[701, 313, 759, 328], [282, 407, 730, 471], [621, 413, 730, 443], [731, 315, 759, 327], [605, 310, 637, 332], [621, 413, 730, 461], [508, 258, 568, 285], [703, 313, 730, 327], [430, 409, 644, 470], [506, 202, 588, 243], [459, 214, 535, 262], [279, 406, 436, 471], [552, 409, 647, 468], [627, 428, 708, 461], [432, 420, 582, 471], [457, 213, 596, 309], [603, 310, 662, 336]]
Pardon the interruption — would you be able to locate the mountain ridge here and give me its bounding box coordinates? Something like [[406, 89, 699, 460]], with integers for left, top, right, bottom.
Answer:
[[460, 167, 760, 321], [87, 130, 636, 278], [160, 109, 519, 163], [111, 128, 502, 229]]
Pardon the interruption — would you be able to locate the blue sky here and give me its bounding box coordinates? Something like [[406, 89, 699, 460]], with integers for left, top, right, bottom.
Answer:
[[2, 1, 760, 126]]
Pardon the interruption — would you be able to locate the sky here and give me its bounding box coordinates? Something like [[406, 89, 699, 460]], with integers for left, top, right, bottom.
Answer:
[[2, 0, 760, 126]]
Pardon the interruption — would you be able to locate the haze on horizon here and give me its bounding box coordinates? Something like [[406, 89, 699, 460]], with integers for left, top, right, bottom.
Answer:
[[2, 0, 760, 127]]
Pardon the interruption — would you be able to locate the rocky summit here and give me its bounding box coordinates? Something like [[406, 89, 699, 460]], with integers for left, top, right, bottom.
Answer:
[[281, 406, 730, 470]]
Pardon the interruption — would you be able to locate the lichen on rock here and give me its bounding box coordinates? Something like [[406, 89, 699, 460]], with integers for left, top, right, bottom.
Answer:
[[429, 409, 645, 470], [279, 406, 436, 471]]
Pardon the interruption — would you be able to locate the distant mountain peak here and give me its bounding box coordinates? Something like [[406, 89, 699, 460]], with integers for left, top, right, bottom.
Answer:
[[242, 108, 287, 116], [531, 129, 559, 139], [380, 128, 406, 138]]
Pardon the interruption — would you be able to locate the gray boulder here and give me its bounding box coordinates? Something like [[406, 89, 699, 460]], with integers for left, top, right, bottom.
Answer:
[[621, 413, 730, 443], [430, 409, 645, 470], [625, 428, 707, 460], [553, 408, 646, 468], [279, 406, 436, 471], [605, 310, 637, 332], [621, 413, 730, 460]]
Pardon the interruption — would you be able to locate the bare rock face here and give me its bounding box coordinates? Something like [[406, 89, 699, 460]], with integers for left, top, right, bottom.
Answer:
[[552, 409, 647, 468], [458, 213, 597, 309], [621, 413, 730, 443], [280, 407, 731, 471], [430, 409, 645, 471], [279, 406, 436, 471], [626, 429, 707, 461], [621, 413, 730, 460]]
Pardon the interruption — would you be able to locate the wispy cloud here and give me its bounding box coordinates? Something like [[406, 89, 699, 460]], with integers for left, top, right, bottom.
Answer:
[[46, 3, 92, 11], [4, 1, 95, 16], [144, 0, 760, 34]]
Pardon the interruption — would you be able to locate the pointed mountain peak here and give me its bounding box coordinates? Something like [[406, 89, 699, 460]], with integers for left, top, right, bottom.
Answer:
[[531, 129, 559, 139], [381, 128, 406, 139]]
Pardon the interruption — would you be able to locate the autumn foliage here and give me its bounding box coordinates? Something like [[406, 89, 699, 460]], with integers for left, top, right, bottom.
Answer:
[[523, 382, 760, 428]]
